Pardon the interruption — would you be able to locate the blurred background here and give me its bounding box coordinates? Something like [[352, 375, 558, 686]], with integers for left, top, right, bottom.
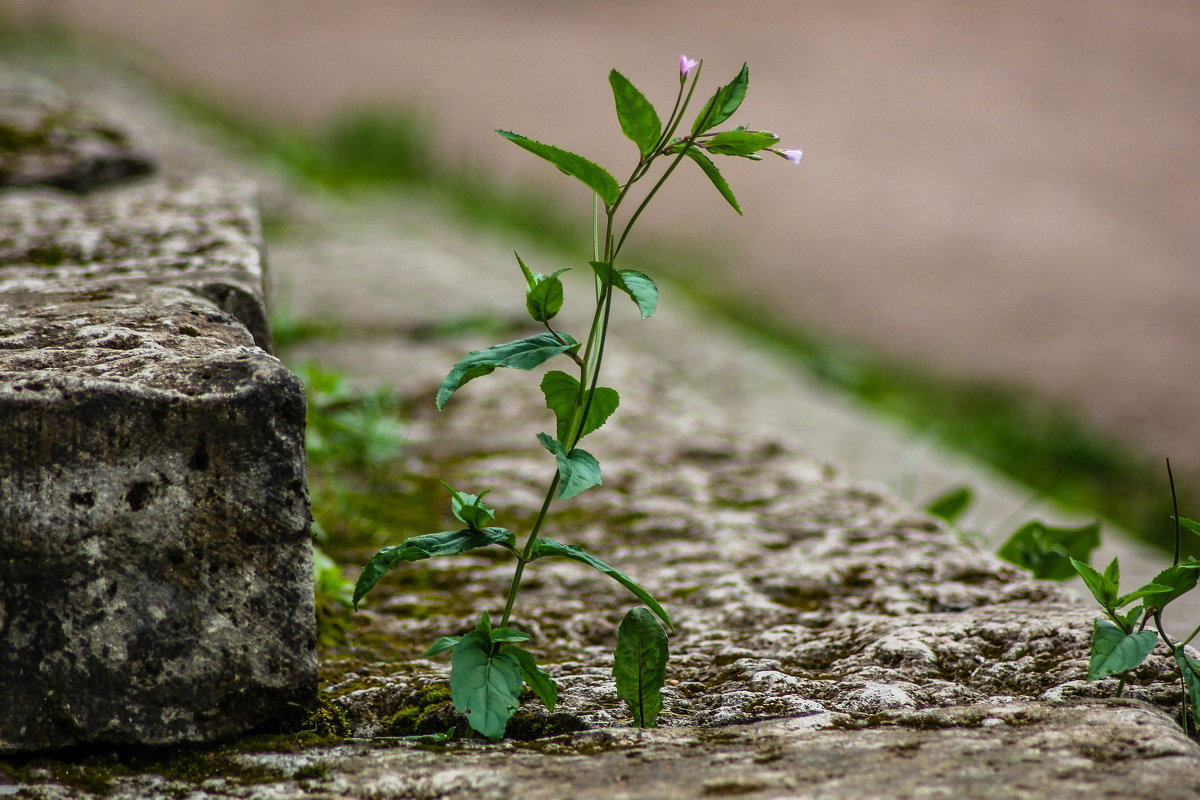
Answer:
[[3, 0, 1199, 546]]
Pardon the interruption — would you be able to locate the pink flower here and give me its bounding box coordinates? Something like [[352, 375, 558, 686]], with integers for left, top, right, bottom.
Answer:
[[778, 149, 803, 165], [679, 54, 699, 79]]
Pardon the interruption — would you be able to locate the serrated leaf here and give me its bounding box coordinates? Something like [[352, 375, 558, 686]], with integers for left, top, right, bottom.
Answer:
[[1071, 556, 1118, 609], [508, 646, 559, 712], [1139, 564, 1200, 610], [424, 636, 462, 657], [704, 130, 780, 156], [609, 69, 662, 157], [496, 130, 620, 205], [614, 607, 669, 728], [450, 632, 524, 741], [691, 63, 749, 135], [525, 268, 568, 323], [924, 485, 973, 524], [540, 370, 620, 445], [683, 148, 741, 215], [1103, 556, 1120, 588], [1176, 649, 1200, 712], [588, 261, 659, 319], [1088, 619, 1157, 681], [442, 482, 495, 529], [996, 520, 1101, 581], [536, 433, 602, 499], [532, 537, 673, 632], [437, 332, 580, 409], [353, 527, 514, 608]]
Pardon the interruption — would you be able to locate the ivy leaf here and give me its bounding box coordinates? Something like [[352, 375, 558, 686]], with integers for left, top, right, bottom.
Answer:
[[496, 130, 620, 205], [613, 607, 669, 728], [609, 69, 662, 157], [532, 537, 673, 632], [682, 148, 741, 215], [536, 433, 602, 499], [437, 332, 580, 410], [353, 527, 514, 608], [1071, 556, 1118, 609], [1087, 619, 1157, 681], [507, 646, 559, 712], [691, 63, 749, 135], [450, 631, 524, 741], [442, 482, 495, 529], [540, 370, 620, 445], [996, 520, 1101, 581], [703, 130, 780, 157], [525, 268, 570, 323], [924, 485, 973, 524], [588, 261, 658, 319]]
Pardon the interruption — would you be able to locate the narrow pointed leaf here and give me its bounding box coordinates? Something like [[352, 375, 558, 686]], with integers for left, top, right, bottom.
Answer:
[[515, 251, 537, 291], [540, 370, 620, 444], [497, 130, 620, 205], [450, 632, 524, 741], [704, 130, 779, 156], [1071, 556, 1118, 609], [924, 485, 973, 524], [691, 63, 749, 135], [1087, 619, 1157, 681], [614, 607, 669, 728], [508, 646, 559, 712], [1115, 583, 1175, 609], [609, 69, 662, 157], [1176, 649, 1200, 709], [1103, 556, 1120, 588], [353, 527, 514, 608], [437, 332, 579, 409], [1176, 517, 1200, 539], [424, 636, 462, 657], [588, 261, 659, 319], [536, 433, 602, 499], [684, 149, 741, 215], [532, 537, 673, 632]]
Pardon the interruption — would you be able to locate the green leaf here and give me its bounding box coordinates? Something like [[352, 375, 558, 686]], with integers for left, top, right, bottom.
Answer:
[[532, 537, 673, 632], [525, 267, 570, 323], [540, 370, 620, 445], [1088, 619, 1157, 681], [437, 332, 580, 410], [683, 149, 741, 215], [353, 527, 515, 608], [508, 646, 559, 712], [924, 485, 973, 524], [691, 63, 749, 135], [613, 607, 669, 728], [1117, 605, 1144, 630], [424, 636, 462, 657], [1114, 584, 1175, 609], [588, 261, 659, 319], [704, 130, 780, 156], [996, 520, 1101, 581], [1103, 557, 1120, 589], [1176, 648, 1200, 713], [1071, 556, 1118, 609], [450, 631, 524, 741], [1176, 517, 1200, 539], [536, 433, 602, 499], [491, 627, 531, 644], [515, 251, 537, 292], [496, 130, 620, 205], [609, 69, 662, 157], [442, 482, 495, 529], [1139, 563, 1200, 610]]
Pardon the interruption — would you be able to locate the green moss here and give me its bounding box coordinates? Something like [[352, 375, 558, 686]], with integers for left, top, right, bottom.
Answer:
[[503, 710, 588, 741], [381, 684, 457, 737]]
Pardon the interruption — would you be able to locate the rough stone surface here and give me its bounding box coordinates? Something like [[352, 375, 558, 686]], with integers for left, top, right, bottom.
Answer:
[[0, 175, 315, 751], [0, 65, 153, 191]]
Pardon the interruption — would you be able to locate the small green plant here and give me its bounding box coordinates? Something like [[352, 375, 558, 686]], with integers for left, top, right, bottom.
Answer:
[[353, 55, 800, 740], [1072, 460, 1200, 735], [997, 518, 1101, 580]]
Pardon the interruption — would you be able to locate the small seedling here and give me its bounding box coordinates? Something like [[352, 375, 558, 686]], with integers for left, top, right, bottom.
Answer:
[[1072, 459, 1200, 735], [353, 55, 800, 739]]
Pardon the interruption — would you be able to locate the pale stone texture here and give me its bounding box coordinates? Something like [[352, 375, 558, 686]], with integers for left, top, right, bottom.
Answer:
[[0, 65, 153, 191], [0, 174, 315, 751]]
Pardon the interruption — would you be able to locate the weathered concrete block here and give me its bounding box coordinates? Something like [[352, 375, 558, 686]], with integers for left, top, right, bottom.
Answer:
[[0, 66, 154, 191], [0, 177, 315, 752]]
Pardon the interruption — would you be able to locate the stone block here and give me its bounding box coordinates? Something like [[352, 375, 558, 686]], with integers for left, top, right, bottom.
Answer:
[[0, 177, 315, 752]]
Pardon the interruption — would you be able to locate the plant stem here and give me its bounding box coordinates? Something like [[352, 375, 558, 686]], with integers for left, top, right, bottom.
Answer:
[[1168, 457, 1180, 567], [499, 470, 561, 628]]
